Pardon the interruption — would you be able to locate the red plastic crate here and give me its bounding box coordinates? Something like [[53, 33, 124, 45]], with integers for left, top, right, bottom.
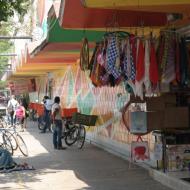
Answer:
[[62, 108, 78, 118]]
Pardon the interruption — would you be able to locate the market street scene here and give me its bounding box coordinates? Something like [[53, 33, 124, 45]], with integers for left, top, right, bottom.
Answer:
[[0, 1, 190, 190]]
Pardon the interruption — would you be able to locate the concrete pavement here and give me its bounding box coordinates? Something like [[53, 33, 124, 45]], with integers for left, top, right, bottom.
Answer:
[[0, 121, 173, 190]]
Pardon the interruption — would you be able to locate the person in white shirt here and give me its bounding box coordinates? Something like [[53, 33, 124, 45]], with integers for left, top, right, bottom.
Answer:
[[52, 96, 66, 150], [7, 95, 19, 126], [40, 96, 53, 133]]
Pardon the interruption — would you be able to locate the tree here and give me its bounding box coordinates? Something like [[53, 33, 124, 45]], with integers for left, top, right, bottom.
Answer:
[[0, 0, 32, 75], [0, 0, 30, 23]]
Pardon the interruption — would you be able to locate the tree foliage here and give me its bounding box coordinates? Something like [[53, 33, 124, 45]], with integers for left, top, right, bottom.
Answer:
[[0, 0, 31, 74], [0, 0, 30, 22]]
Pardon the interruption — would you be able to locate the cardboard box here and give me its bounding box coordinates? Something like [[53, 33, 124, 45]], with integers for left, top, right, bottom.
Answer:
[[164, 107, 189, 129], [146, 94, 176, 111], [147, 111, 164, 131], [146, 97, 165, 111]]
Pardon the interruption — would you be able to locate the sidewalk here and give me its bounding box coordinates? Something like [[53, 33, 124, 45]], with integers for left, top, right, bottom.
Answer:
[[0, 121, 173, 190]]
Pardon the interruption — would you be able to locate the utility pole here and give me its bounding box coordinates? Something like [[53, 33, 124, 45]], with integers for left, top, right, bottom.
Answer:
[[0, 54, 17, 56], [0, 36, 32, 40]]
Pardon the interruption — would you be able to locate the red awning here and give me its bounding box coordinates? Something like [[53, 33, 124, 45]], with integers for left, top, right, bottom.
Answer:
[[60, 0, 168, 29]]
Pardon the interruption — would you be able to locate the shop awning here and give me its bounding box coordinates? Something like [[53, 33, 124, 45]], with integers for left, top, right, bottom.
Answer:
[[81, 0, 190, 14], [11, 4, 105, 78], [60, 0, 168, 29]]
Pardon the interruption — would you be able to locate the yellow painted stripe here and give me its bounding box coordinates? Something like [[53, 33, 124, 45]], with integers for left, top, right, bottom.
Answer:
[[84, 0, 190, 7]]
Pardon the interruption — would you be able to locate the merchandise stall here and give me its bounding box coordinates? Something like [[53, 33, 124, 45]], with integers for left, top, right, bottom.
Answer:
[[80, 27, 190, 175]]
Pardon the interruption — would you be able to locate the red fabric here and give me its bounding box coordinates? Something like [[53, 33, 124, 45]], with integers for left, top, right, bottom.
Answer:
[[149, 42, 159, 84], [136, 40, 145, 82]]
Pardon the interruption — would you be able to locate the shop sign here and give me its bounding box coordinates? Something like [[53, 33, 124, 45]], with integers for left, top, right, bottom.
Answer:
[[129, 111, 147, 134], [131, 141, 149, 162], [153, 143, 163, 160]]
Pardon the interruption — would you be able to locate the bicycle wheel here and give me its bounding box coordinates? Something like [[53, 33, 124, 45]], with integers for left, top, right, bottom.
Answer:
[[38, 117, 45, 130], [16, 134, 28, 157], [76, 125, 86, 149], [4, 130, 18, 150], [65, 126, 78, 146], [2, 133, 13, 155]]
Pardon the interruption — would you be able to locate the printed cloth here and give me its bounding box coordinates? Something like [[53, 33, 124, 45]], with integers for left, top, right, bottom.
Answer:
[[149, 41, 159, 86], [161, 34, 175, 83], [144, 39, 151, 94], [106, 36, 121, 79]]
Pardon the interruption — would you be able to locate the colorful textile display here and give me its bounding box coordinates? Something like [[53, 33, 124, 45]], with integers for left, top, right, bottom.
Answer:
[[88, 31, 190, 99]]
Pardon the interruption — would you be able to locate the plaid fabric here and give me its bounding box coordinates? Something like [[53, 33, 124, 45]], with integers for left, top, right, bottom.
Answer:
[[106, 37, 121, 79], [123, 40, 136, 81]]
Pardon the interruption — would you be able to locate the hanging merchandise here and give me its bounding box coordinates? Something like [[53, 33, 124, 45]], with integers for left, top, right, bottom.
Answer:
[[179, 37, 189, 87], [129, 111, 147, 134], [161, 33, 175, 83], [88, 29, 190, 99], [153, 143, 163, 161], [131, 141, 150, 162], [149, 40, 159, 91], [80, 38, 89, 71], [143, 40, 151, 95], [135, 39, 145, 100]]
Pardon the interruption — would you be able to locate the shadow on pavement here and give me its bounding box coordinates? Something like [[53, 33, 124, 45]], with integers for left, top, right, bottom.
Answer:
[[0, 121, 172, 190]]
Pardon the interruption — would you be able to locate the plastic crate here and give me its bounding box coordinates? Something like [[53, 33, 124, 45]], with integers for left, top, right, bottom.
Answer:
[[36, 104, 44, 116], [29, 102, 35, 109], [62, 108, 78, 118], [72, 112, 98, 126]]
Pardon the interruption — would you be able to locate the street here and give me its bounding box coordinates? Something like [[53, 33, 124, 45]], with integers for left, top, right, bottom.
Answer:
[[0, 120, 172, 190]]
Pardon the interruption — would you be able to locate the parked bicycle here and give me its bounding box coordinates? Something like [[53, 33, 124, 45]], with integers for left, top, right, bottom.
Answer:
[[61, 112, 97, 149], [3, 125, 28, 157], [60, 117, 86, 149], [0, 128, 13, 155]]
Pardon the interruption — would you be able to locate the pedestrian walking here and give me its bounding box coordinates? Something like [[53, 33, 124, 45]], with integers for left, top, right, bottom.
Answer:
[[7, 95, 19, 126], [15, 100, 26, 132]]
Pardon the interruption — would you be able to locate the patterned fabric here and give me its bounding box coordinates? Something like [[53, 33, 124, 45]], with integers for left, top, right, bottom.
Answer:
[[144, 39, 151, 94], [106, 36, 121, 79], [162, 34, 175, 83], [123, 39, 135, 80]]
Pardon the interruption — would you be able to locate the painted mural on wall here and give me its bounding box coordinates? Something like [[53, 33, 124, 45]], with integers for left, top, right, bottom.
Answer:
[[52, 65, 147, 145], [50, 65, 156, 166]]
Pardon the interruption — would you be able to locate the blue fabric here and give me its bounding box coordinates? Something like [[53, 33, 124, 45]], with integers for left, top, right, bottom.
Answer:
[[10, 111, 16, 126], [53, 120, 63, 148], [106, 37, 121, 79], [0, 148, 15, 169], [123, 44, 136, 81], [42, 109, 51, 132]]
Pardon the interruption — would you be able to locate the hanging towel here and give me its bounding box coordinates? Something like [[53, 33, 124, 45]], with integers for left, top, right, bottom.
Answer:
[[106, 36, 121, 79], [135, 39, 145, 100], [144, 39, 151, 95], [175, 37, 180, 83], [162, 34, 175, 83], [180, 37, 189, 86], [136, 40, 145, 82], [130, 34, 137, 69], [126, 39, 136, 94], [149, 41, 159, 87]]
